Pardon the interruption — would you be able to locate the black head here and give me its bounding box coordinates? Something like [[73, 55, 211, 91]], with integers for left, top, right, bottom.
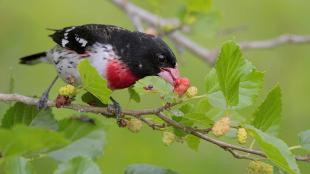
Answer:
[[110, 31, 177, 78]]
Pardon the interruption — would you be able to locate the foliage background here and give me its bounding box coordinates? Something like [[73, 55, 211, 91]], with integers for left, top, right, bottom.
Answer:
[[0, 0, 309, 173]]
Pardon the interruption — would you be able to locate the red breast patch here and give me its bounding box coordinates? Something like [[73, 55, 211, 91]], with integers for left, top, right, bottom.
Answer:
[[106, 59, 139, 89]]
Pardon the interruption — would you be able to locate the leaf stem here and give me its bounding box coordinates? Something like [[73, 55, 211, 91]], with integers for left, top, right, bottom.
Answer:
[[288, 145, 302, 151]]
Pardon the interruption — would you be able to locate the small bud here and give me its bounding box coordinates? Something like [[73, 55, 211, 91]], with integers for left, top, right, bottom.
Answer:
[[162, 131, 175, 146], [186, 86, 198, 97], [161, 24, 174, 33], [248, 161, 273, 174], [127, 118, 143, 133], [212, 117, 230, 137], [237, 128, 248, 144], [59, 85, 76, 97]]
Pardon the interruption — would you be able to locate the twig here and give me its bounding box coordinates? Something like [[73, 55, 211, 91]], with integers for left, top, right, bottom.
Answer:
[[239, 34, 310, 50], [0, 93, 309, 163], [111, 0, 310, 65], [110, 0, 215, 64], [226, 148, 256, 161]]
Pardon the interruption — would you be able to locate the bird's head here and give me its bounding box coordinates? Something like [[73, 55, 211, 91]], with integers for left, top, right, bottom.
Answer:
[[115, 32, 179, 86]]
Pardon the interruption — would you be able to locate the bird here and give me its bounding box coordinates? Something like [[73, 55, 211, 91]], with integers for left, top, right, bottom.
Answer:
[[19, 24, 187, 118]]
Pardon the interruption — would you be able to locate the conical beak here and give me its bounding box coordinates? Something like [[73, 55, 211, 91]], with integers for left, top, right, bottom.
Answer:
[[158, 67, 180, 85]]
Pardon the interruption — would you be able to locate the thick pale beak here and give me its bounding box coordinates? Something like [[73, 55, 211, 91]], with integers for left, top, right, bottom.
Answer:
[[158, 67, 180, 85]]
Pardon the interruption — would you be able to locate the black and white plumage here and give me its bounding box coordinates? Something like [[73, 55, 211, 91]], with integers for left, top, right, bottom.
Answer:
[[20, 24, 180, 90]]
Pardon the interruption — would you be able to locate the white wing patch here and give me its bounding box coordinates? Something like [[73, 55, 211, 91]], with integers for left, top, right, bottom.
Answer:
[[61, 27, 76, 47], [61, 39, 69, 47], [75, 36, 88, 47]]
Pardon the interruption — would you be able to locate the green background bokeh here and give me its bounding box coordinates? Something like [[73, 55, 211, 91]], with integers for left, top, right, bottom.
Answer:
[[0, 0, 309, 173]]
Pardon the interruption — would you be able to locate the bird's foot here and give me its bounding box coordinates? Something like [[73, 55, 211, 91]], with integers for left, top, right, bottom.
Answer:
[[108, 97, 122, 120], [37, 91, 49, 109]]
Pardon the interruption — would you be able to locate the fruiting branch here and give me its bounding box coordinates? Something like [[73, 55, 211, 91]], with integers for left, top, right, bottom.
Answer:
[[0, 93, 309, 163], [111, 0, 310, 65]]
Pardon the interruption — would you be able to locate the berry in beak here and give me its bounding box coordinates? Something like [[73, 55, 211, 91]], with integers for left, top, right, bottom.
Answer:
[[158, 67, 190, 96]]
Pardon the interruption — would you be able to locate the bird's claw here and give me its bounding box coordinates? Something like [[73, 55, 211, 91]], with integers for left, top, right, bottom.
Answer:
[[37, 91, 49, 109], [108, 97, 122, 120]]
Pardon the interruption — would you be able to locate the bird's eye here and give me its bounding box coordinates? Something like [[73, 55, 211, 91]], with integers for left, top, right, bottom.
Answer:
[[157, 54, 166, 63]]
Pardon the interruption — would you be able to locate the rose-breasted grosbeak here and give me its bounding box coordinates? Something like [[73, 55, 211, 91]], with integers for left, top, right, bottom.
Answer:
[[19, 24, 187, 116]]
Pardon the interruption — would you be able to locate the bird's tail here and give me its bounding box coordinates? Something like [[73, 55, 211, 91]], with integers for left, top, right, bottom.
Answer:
[[19, 52, 47, 65]]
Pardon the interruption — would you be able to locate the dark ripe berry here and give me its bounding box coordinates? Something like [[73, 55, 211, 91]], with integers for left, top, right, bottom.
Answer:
[[55, 95, 71, 108], [117, 118, 127, 127]]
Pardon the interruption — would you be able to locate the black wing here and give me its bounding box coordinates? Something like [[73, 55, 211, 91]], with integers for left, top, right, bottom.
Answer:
[[49, 24, 126, 54]]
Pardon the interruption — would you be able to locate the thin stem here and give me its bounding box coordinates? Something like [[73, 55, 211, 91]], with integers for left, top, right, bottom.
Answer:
[[289, 145, 302, 151]]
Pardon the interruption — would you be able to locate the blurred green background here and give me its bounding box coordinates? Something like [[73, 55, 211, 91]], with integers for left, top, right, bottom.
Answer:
[[0, 0, 309, 173]]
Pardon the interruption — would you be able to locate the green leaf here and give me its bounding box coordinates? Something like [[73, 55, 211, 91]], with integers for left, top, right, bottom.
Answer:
[[0, 125, 68, 157], [215, 41, 245, 107], [206, 60, 264, 109], [183, 113, 213, 127], [81, 92, 106, 107], [133, 76, 174, 102], [48, 119, 105, 162], [3, 156, 34, 174], [298, 129, 310, 151], [179, 103, 194, 114], [195, 98, 223, 121], [125, 164, 179, 174], [78, 59, 111, 104], [247, 126, 300, 174], [54, 156, 101, 174], [239, 64, 264, 108], [2, 102, 58, 130], [186, 135, 200, 151], [29, 109, 58, 130], [128, 87, 141, 103], [252, 85, 282, 132]]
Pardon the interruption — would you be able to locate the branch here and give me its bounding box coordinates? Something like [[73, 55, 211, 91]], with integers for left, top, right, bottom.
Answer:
[[110, 0, 215, 64], [0, 93, 308, 163], [111, 0, 310, 65], [239, 34, 310, 50]]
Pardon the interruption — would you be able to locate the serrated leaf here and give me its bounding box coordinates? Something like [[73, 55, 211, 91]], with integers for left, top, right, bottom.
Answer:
[[0, 125, 68, 157], [29, 109, 58, 130], [216, 41, 245, 106], [78, 59, 111, 104], [125, 164, 179, 174], [247, 126, 300, 174], [183, 113, 213, 127], [128, 87, 141, 103], [239, 68, 264, 108], [186, 135, 200, 151], [206, 59, 264, 109], [133, 76, 174, 102], [179, 103, 194, 114], [3, 156, 34, 174], [81, 92, 106, 107], [195, 98, 223, 121], [2, 102, 58, 130], [252, 85, 282, 133], [1, 102, 37, 128], [48, 119, 105, 162], [298, 129, 310, 151], [54, 156, 100, 174]]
